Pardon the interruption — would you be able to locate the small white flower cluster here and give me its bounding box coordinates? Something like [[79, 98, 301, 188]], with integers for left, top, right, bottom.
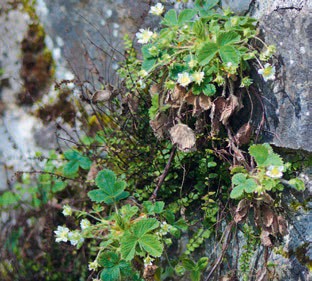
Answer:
[[54, 226, 85, 246], [88, 260, 99, 271], [62, 204, 72, 216], [149, 3, 164, 16], [258, 63, 276, 81], [177, 71, 205, 87], [136, 28, 155, 44], [266, 166, 284, 179]]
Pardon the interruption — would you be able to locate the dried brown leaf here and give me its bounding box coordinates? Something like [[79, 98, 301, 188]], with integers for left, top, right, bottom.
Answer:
[[150, 112, 169, 140], [149, 84, 160, 97], [234, 199, 250, 223], [143, 265, 158, 281], [262, 205, 274, 228], [235, 122, 252, 146], [220, 94, 243, 125], [277, 215, 288, 236], [210, 97, 226, 135], [169, 124, 196, 152], [199, 94, 212, 110], [184, 91, 196, 105], [92, 90, 112, 103], [260, 230, 273, 247], [172, 84, 186, 101], [87, 162, 99, 181]]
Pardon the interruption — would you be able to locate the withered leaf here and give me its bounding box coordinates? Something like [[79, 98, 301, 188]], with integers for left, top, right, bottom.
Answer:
[[150, 112, 169, 140], [235, 122, 252, 146], [87, 162, 99, 181], [184, 91, 196, 105], [143, 264, 158, 281], [259, 193, 274, 205], [277, 215, 288, 236], [260, 230, 273, 247], [220, 94, 243, 126], [262, 205, 274, 228], [169, 124, 196, 152], [210, 97, 226, 136], [92, 90, 112, 103], [149, 84, 160, 97], [172, 84, 186, 101], [199, 94, 212, 110], [234, 199, 250, 223]]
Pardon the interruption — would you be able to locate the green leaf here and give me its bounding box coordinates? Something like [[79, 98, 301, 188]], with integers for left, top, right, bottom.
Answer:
[[99, 252, 120, 268], [96, 169, 116, 191], [139, 234, 163, 257], [262, 178, 277, 190], [121, 204, 139, 220], [154, 201, 165, 214], [100, 267, 120, 281], [182, 258, 196, 270], [230, 185, 244, 199], [63, 160, 79, 176], [64, 150, 80, 160], [249, 144, 269, 166], [132, 218, 159, 237], [217, 31, 241, 46], [115, 191, 130, 202], [190, 270, 201, 281], [193, 19, 205, 39], [142, 44, 154, 59], [232, 173, 247, 185], [197, 42, 218, 65], [78, 156, 92, 170], [142, 58, 156, 72], [178, 9, 197, 25], [169, 63, 189, 80], [163, 9, 178, 26], [263, 154, 283, 167], [120, 232, 138, 261], [244, 179, 258, 193], [197, 257, 209, 271], [87, 189, 107, 203], [149, 94, 159, 120], [0, 191, 20, 206], [203, 83, 216, 96], [288, 178, 305, 191], [52, 180, 67, 193], [219, 45, 240, 65]]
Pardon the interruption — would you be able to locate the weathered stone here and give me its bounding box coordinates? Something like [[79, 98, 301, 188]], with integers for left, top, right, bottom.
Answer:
[[221, 0, 252, 15]]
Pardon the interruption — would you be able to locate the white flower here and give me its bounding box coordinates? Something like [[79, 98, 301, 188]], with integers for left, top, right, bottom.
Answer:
[[137, 79, 146, 89], [159, 221, 172, 235], [136, 28, 154, 44], [177, 72, 192, 87], [80, 219, 91, 230], [192, 71, 205, 85], [68, 230, 84, 246], [88, 260, 99, 271], [144, 256, 155, 267], [54, 226, 70, 243], [266, 166, 284, 179], [258, 63, 276, 81], [227, 62, 233, 67], [62, 205, 72, 216], [139, 70, 148, 78], [149, 3, 164, 16]]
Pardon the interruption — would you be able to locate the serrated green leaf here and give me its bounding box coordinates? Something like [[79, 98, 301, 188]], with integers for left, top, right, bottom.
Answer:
[[163, 9, 178, 26], [99, 252, 120, 268], [249, 144, 269, 166], [121, 205, 139, 220], [64, 150, 80, 160], [219, 45, 240, 65], [193, 19, 205, 39], [96, 169, 116, 191], [139, 234, 163, 257], [100, 267, 120, 281], [141, 44, 153, 59], [203, 83, 216, 96], [0, 191, 20, 206], [197, 42, 218, 65], [154, 201, 165, 214], [230, 185, 244, 199], [178, 9, 197, 25], [263, 154, 283, 167], [197, 257, 209, 271], [52, 180, 67, 193], [244, 179, 258, 193], [288, 178, 305, 191], [169, 63, 189, 80], [120, 232, 138, 261], [87, 189, 107, 203], [190, 270, 201, 281], [142, 58, 156, 72], [132, 218, 159, 237], [78, 156, 92, 170], [182, 258, 196, 270], [217, 31, 241, 46], [232, 173, 247, 185], [115, 191, 130, 202], [63, 160, 79, 176]]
